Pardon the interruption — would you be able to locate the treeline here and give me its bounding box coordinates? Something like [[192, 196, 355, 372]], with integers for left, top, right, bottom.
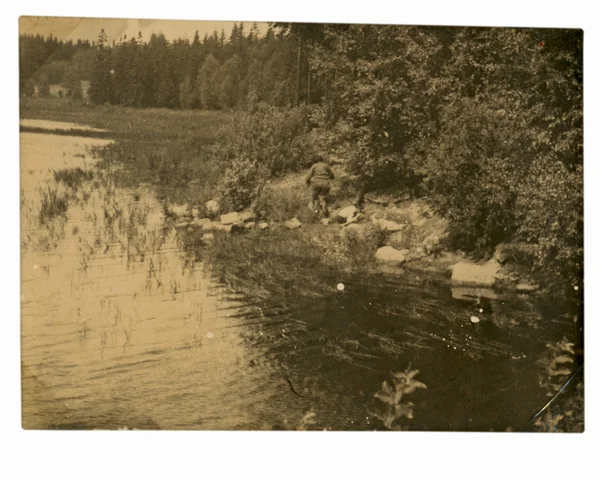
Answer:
[[88, 23, 305, 108], [20, 23, 308, 109]]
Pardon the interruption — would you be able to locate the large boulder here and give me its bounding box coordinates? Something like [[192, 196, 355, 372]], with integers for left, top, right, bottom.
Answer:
[[284, 218, 302, 230], [376, 246, 409, 264], [450, 260, 499, 288], [220, 212, 240, 225]]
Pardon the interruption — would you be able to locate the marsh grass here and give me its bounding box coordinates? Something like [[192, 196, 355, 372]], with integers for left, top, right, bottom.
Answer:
[[53, 167, 94, 191], [23, 98, 231, 208], [38, 184, 69, 224], [204, 228, 339, 299]]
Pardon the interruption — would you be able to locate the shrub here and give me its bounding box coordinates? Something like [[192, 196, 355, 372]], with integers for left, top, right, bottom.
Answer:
[[516, 160, 583, 290], [420, 98, 527, 254], [213, 102, 312, 210]]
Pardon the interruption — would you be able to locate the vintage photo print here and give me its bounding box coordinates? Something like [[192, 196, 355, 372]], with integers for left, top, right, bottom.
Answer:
[[19, 16, 583, 432]]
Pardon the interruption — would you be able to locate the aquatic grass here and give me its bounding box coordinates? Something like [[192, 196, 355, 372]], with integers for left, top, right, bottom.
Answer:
[[203, 227, 349, 300], [53, 167, 94, 191], [38, 184, 69, 224]]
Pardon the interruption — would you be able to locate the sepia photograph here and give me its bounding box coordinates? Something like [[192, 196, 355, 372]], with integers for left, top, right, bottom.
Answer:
[[19, 15, 583, 433]]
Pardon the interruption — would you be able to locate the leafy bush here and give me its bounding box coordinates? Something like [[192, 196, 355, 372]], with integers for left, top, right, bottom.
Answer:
[[214, 102, 312, 209], [516, 160, 583, 290], [420, 98, 525, 254]]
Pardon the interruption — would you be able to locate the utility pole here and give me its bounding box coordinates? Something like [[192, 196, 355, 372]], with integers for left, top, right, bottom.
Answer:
[[307, 66, 311, 105], [295, 33, 302, 107]]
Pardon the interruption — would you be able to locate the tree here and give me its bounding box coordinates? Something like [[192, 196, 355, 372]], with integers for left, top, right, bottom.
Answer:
[[63, 65, 83, 99], [197, 53, 221, 109], [215, 54, 245, 108], [89, 29, 112, 104], [36, 74, 50, 98], [311, 24, 443, 193]]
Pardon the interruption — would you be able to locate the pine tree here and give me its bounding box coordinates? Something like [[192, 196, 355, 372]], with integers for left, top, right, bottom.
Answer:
[[89, 29, 112, 104]]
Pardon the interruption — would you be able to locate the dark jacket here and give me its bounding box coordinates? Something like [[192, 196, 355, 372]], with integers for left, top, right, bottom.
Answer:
[[306, 162, 334, 185]]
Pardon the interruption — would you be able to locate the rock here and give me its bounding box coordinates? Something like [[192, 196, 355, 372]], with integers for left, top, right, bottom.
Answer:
[[335, 206, 358, 223], [239, 210, 256, 223], [470, 316, 481, 324], [284, 218, 302, 230], [516, 281, 539, 293], [205, 199, 220, 217], [376, 246, 409, 264], [203, 222, 232, 233], [201, 233, 214, 242], [191, 207, 200, 219], [244, 222, 256, 230], [190, 218, 211, 228], [450, 260, 499, 288], [220, 212, 240, 225], [258, 222, 269, 231], [170, 204, 190, 218], [320, 218, 331, 226], [372, 217, 406, 233]]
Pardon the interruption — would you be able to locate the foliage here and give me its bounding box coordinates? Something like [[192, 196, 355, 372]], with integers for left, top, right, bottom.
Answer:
[[419, 28, 582, 288], [533, 337, 583, 432], [370, 365, 427, 430], [538, 337, 576, 398], [214, 103, 311, 210], [311, 24, 445, 193], [36, 74, 51, 98], [63, 65, 83, 99]]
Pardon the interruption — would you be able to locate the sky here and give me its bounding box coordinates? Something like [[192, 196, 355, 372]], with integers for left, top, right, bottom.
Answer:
[[19, 16, 270, 43]]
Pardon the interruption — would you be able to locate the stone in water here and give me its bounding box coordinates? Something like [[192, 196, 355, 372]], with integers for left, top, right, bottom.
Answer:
[[337, 283, 345, 291], [470, 316, 480, 324]]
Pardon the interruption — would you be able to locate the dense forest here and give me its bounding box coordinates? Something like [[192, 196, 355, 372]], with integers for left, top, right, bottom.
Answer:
[[19, 23, 583, 291], [19, 23, 307, 108]]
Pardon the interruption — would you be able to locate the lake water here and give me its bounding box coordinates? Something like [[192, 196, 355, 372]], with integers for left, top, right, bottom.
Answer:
[[20, 126, 583, 431]]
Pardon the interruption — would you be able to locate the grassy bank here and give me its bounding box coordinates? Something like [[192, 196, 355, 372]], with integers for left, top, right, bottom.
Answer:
[[21, 97, 232, 207]]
